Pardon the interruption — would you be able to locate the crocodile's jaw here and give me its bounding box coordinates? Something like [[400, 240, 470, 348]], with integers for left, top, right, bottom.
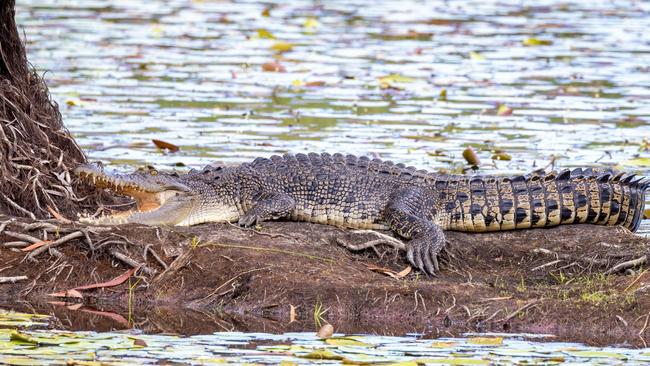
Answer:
[[76, 163, 241, 226]]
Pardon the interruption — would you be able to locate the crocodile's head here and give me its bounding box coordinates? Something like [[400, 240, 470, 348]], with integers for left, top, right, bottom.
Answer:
[[75, 163, 239, 226]]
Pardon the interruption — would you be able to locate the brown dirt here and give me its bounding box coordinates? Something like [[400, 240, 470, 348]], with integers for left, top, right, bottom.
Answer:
[[1, 216, 649, 347]]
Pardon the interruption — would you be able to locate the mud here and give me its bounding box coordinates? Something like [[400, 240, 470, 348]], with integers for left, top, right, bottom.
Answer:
[[1, 216, 648, 347]]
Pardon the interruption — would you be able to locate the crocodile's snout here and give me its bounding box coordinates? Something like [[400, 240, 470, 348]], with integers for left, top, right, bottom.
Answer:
[[75, 163, 194, 225]]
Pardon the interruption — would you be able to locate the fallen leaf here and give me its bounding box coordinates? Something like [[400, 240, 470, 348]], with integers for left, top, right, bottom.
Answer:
[[49, 267, 139, 297], [47, 205, 73, 224], [644, 209, 650, 219], [271, 41, 294, 53], [463, 146, 481, 166], [262, 61, 286, 72], [366, 264, 409, 279], [152, 139, 179, 152], [316, 323, 333, 338], [21, 240, 52, 252], [523, 37, 553, 46], [395, 266, 412, 278], [261, 7, 271, 17]]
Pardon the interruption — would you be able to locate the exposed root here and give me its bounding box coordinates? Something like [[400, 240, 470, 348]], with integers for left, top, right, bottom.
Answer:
[[605, 256, 648, 275], [0, 0, 114, 220]]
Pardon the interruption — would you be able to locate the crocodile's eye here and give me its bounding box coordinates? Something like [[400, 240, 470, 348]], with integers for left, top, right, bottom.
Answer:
[[150, 170, 158, 176]]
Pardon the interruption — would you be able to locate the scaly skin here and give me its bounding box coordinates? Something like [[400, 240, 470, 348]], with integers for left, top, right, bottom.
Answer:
[[76, 153, 650, 275]]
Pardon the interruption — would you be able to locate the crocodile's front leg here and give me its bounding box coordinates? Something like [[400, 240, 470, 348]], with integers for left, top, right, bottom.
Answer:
[[238, 191, 296, 227], [384, 188, 446, 275]]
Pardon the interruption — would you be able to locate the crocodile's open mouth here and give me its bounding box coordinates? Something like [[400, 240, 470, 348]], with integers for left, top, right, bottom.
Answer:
[[75, 163, 191, 224]]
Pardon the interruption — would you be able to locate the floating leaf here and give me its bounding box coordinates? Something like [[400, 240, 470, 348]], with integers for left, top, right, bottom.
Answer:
[[305, 81, 326, 87], [565, 350, 626, 359], [467, 337, 503, 346], [463, 146, 481, 166], [378, 73, 416, 85], [497, 104, 513, 116], [422, 358, 489, 365], [303, 17, 321, 31], [491, 152, 512, 161], [300, 349, 344, 360], [621, 157, 650, 167], [439, 88, 447, 101], [261, 7, 271, 17], [291, 79, 304, 87], [431, 341, 458, 348], [324, 337, 371, 347], [523, 38, 553, 46], [256, 28, 276, 39], [271, 42, 294, 53], [262, 61, 286, 72], [152, 139, 179, 152], [469, 51, 485, 60]]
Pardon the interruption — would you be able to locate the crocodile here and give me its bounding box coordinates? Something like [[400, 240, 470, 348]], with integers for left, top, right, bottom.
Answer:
[[75, 153, 650, 275]]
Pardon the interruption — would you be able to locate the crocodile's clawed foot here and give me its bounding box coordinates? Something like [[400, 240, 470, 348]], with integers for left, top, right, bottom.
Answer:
[[407, 238, 443, 276], [237, 213, 259, 228]]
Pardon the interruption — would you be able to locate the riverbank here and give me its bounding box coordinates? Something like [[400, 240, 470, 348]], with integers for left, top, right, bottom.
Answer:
[[2, 217, 648, 346]]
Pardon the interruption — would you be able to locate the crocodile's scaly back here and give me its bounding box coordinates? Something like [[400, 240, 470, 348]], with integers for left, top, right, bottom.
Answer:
[[434, 168, 649, 233]]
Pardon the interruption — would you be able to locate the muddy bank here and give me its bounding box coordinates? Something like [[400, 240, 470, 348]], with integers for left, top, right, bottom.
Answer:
[[1, 217, 648, 346]]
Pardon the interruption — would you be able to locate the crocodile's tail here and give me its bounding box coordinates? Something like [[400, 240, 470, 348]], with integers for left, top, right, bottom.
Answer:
[[440, 168, 650, 233]]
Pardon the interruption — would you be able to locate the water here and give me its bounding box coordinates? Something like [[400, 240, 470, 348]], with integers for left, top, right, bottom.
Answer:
[[8, 0, 650, 357], [1, 309, 649, 365]]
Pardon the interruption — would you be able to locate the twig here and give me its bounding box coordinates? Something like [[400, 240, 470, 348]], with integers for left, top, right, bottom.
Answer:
[[143, 244, 169, 270], [0, 218, 16, 233], [3, 230, 43, 244], [200, 242, 335, 263], [531, 260, 563, 272], [27, 231, 84, 258], [605, 256, 647, 275], [2, 241, 29, 248], [0, 193, 36, 219], [498, 300, 540, 323], [0, 275, 28, 283], [198, 267, 270, 303], [110, 250, 156, 276]]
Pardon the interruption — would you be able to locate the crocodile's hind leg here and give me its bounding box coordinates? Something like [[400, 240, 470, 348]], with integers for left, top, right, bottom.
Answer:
[[384, 188, 446, 275], [238, 191, 296, 227]]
